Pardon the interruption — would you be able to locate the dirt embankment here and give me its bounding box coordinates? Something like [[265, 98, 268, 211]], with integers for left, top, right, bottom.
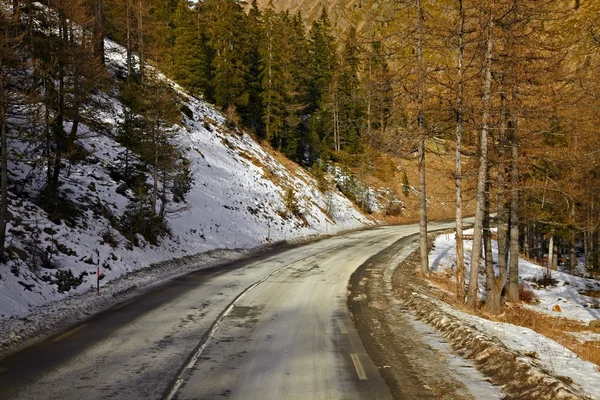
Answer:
[[348, 234, 593, 400]]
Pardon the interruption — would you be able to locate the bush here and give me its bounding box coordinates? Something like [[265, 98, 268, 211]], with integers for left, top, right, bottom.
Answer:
[[172, 158, 192, 203], [284, 187, 301, 217], [518, 283, 540, 304], [531, 268, 559, 288], [119, 202, 169, 246]]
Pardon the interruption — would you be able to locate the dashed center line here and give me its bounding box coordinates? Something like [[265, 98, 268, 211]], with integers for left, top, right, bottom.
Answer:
[[53, 324, 88, 342], [337, 319, 347, 335], [350, 353, 368, 380]]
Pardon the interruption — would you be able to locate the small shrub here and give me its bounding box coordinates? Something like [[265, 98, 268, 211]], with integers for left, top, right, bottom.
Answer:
[[531, 268, 559, 288], [52, 240, 77, 256], [101, 227, 119, 248], [119, 201, 169, 246], [284, 187, 301, 217], [42, 269, 85, 293], [180, 104, 194, 120], [401, 170, 410, 197], [172, 158, 192, 203], [518, 283, 540, 304]]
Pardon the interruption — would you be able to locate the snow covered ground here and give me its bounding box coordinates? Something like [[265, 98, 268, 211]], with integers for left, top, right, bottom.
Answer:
[[0, 38, 375, 323], [430, 229, 600, 323], [429, 231, 600, 399]]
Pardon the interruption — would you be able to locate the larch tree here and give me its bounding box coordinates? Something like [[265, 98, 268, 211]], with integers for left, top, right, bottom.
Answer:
[[467, 0, 494, 310]]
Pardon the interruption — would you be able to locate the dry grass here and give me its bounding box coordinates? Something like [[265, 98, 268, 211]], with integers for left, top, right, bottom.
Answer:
[[519, 283, 540, 304], [582, 289, 600, 299], [423, 273, 600, 369]]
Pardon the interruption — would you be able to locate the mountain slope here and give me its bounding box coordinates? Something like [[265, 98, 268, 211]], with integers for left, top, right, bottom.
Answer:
[[0, 38, 375, 320]]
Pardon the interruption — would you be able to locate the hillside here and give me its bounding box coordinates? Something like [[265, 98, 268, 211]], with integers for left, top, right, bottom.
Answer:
[[0, 38, 375, 321]]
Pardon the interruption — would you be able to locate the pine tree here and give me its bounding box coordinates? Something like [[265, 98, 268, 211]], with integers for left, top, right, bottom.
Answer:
[[0, 6, 25, 257], [337, 26, 363, 154], [170, 0, 208, 95], [242, 0, 264, 134], [306, 8, 337, 162], [202, 0, 250, 117]]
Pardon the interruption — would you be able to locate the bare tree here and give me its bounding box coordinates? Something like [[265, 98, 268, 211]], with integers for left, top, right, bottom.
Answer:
[[416, 0, 429, 274], [467, 1, 494, 310], [454, 0, 466, 301]]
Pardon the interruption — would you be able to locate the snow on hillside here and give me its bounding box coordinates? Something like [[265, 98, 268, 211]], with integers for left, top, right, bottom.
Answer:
[[430, 230, 600, 323], [0, 38, 375, 321], [428, 231, 600, 399]]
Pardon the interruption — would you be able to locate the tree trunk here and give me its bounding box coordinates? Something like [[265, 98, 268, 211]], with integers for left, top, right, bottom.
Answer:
[[0, 58, 8, 257], [584, 230, 590, 269], [484, 173, 505, 314], [506, 82, 520, 302], [497, 70, 509, 280], [467, 5, 494, 309], [548, 234, 555, 270], [523, 222, 530, 258], [151, 123, 158, 215], [50, 7, 68, 194], [138, 0, 144, 83], [455, 0, 465, 301], [570, 237, 577, 275], [159, 169, 167, 219], [416, 0, 429, 274], [93, 0, 104, 64], [126, 0, 132, 77], [596, 230, 600, 271]]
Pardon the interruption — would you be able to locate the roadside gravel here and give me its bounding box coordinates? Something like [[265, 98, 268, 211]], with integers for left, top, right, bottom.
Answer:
[[349, 233, 594, 400]]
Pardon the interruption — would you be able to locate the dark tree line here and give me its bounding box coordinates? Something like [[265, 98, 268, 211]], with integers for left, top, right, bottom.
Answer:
[[102, 0, 393, 165]]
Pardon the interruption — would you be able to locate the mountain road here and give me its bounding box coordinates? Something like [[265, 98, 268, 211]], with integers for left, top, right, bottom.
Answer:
[[0, 222, 460, 400]]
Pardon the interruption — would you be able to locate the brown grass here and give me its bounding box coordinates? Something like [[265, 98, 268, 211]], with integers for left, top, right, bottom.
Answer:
[[519, 283, 540, 304], [582, 289, 600, 299], [423, 273, 600, 369]]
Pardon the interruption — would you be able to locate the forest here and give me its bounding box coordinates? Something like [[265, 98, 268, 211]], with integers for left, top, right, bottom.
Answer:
[[0, 0, 599, 314]]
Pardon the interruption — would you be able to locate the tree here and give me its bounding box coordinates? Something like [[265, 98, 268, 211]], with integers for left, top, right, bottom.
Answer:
[[170, 0, 208, 94], [415, 0, 429, 275], [337, 26, 364, 154], [202, 0, 250, 116], [467, 0, 494, 310], [454, 0, 466, 301], [0, 6, 25, 257]]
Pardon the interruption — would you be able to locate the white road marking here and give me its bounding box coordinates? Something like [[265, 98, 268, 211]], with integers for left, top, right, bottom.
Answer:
[[165, 378, 184, 400], [338, 319, 347, 335], [52, 324, 88, 342], [164, 250, 335, 400], [351, 353, 368, 380]]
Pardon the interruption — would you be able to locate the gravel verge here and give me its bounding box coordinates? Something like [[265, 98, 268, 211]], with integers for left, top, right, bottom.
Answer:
[[349, 232, 594, 399]]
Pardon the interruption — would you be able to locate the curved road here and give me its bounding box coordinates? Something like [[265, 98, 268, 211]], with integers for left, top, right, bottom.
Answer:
[[0, 222, 455, 400]]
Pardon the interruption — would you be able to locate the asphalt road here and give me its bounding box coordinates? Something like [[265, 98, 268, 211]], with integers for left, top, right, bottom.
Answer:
[[0, 222, 456, 400]]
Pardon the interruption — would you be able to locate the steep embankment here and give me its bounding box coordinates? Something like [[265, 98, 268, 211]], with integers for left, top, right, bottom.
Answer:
[[0, 38, 374, 322]]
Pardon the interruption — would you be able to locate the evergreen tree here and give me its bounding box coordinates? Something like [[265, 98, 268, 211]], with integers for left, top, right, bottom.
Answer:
[[337, 26, 363, 153], [242, 0, 264, 134], [202, 0, 250, 118], [306, 8, 337, 162], [170, 0, 208, 94], [0, 6, 25, 257]]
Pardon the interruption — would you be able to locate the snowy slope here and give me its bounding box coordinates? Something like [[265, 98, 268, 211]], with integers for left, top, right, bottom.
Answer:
[[428, 231, 600, 399], [0, 39, 375, 320], [430, 230, 600, 323]]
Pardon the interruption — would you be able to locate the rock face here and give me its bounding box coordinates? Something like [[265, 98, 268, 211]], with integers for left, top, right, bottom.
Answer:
[[589, 320, 600, 328], [552, 304, 562, 312]]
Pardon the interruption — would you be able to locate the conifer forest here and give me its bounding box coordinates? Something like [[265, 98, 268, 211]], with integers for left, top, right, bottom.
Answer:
[[1, 0, 600, 358]]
